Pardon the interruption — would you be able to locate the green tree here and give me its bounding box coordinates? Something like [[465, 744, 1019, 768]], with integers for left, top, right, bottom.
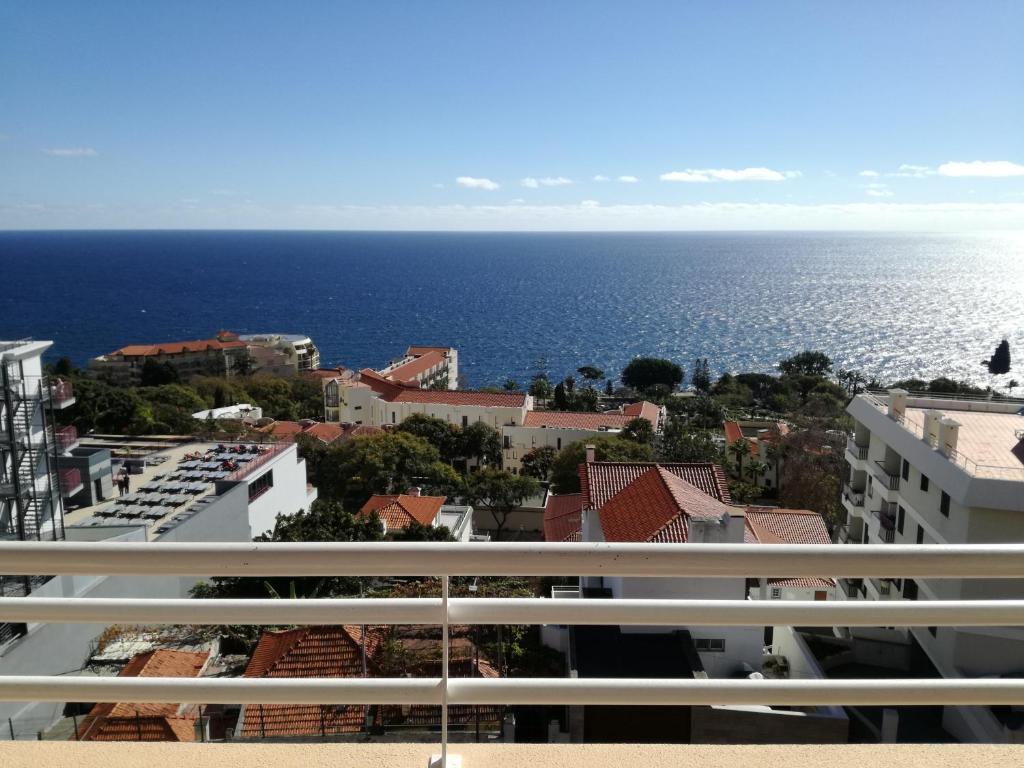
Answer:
[[549, 436, 654, 494], [315, 431, 460, 510], [690, 358, 712, 393], [604, 379, 614, 396], [294, 431, 330, 480], [744, 459, 766, 487], [621, 357, 684, 393], [464, 469, 540, 540], [503, 378, 520, 391], [577, 366, 604, 381], [520, 445, 558, 480], [529, 375, 553, 403], [659, 421, 721, 463], [986, 339, 1012, 375], [621, 416, 655, 445], [574, 386, 599, 412], [289, 376, 326, 419], [552, 381, 569, 410], [140, 358, 180, 387], [728, 437, 751, 480], [243, 375, 299, 420], [778, 351, 833, 378], [391, 520, 454, 542], [396, 413, 460, 463], [458, 421, 503, 467]]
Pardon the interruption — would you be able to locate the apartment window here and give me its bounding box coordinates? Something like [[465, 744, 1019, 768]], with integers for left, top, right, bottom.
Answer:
[[503, 436, 511, 449], [920, 474, 929, 492], [916, 525, 924, 544], [557, 438, 562, 450], [897, 505, 905, 535], [901, 459, 910, 481], [462, 416, 469, 428], [354, 405, 362, 411], [940, 491, 950, 517], [771, 588, 781, 599], [867, 475, 873, 498], [904, 580, 918, 601], [248, 470, 274, 503], [695, 638, 726, 652], [391, 411, 396, 424]]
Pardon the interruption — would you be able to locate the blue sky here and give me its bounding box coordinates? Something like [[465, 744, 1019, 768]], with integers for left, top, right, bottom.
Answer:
[[2, 1, 1023, 230]]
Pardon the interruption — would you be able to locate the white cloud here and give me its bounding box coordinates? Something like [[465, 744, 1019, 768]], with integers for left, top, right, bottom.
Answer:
[[891, 164, 933, 178], [580, 199, 601, 208], [617, 175, 639, 183], [864, 183, 894, 198], [936, 160, 1024, 178], [593, 175, 610, 182], [456, 176, 500, 190], [660, 167, 789, 182], [858, 170, 880, 177], [521, 176, 573, 188], [42, 147, 98, 157]]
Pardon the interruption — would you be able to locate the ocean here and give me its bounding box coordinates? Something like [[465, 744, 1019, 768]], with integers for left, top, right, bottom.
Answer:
[[1, 230, 1022, 389]]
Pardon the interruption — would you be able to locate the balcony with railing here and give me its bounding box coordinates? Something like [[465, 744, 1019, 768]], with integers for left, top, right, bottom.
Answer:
[[871, 461, 900, 492], [845, 438, 869, 463], [54, 425, 78, 453], [842, 484, 865, 508], [2, 542, 1024, 765]]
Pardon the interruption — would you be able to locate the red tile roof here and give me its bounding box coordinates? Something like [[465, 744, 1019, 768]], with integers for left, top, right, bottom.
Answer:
[[543, 493, 584, 542], [383, 349, 447, 382], [111, 338, 247, 357], [257, 420, 305, 441], [524, 411, 632, 430], [303, 422, 346, 444], [743, 507, 834, 589], [622, 400, 661, 426], [406, 346, 453, 356], [580, 462, 731, 510], [598, 466, 734, 543], [241, 626, 384, 738], [388, 389, 527, 407], [359, 493, 446, 529], [78, 650, 209, 742]]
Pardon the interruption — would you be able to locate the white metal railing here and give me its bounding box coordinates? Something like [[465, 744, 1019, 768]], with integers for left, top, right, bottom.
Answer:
[[3, 541, 1024, 762]]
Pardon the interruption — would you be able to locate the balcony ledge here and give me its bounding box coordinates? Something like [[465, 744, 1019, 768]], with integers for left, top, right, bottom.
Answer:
[[2, 743, 1023, 768]]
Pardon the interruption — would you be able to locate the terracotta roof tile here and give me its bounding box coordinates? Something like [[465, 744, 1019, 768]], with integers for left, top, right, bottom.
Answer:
[[599, 466, 733, 543], [580, 462, 731, 510], [543, 493, 583, 542], [743, 507, 834, 589], [388, 389, 526, 407], [78, 650, 208, 742], [359, 494, 446, 529], [111, 338, 246, 357], [303, 422, 346, 443], [383, 350, 447, 382], [524, 411, 631, 430], [622, 401, 661, 426]]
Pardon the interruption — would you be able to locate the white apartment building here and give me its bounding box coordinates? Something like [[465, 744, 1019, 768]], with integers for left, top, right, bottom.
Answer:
[[324, 368, 530, 430], [840, 389, 1024, 742], [378, 345, 458, 390], [1, 340, 77, 546], [239, 333, 320, 376]]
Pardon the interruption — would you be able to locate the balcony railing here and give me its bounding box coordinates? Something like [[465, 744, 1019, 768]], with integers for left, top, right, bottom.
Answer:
[[842, 484, 865, 507], [54, 425, 78, 452], [872, 462, 900, 491], [50, 379, 73, 404], [2, 542, 1024, 762], [845, 438, 868, 461]]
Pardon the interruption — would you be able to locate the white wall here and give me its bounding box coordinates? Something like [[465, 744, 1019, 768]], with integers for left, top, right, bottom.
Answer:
[[238, 445, 315, 539]]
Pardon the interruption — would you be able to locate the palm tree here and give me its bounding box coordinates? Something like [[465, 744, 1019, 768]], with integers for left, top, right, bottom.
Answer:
[[765, 441, 782, 492], [728, 438, 751, 480], [745, 460, 766, 488]]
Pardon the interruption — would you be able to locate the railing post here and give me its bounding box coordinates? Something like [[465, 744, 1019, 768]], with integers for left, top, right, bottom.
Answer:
[[442, 574, 449, 767]]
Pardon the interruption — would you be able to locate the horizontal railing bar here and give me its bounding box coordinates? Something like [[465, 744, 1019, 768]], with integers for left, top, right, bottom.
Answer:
[[0, 597, 443, 625], [448, 598, 1024, 627], [2, 677, 1024, 706], [6, 597, 1024, 628], [3, 542, 1024, 578], [448, 678, 1024, 706]]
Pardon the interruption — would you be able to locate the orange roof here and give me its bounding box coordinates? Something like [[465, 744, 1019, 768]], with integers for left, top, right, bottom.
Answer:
[[78, 650, 209, 742], [110, 338, 247, 357], [580, 462, 731, 509], [524, 410, 631, 430], [383, 349, 447, 382], [743, 507, 834, 589], [241, 626, 383, 738], [307, 366, 353, 380], [359, 494, 446, 529], [303, 422, 345, 443], [599, 466, 734, 543], [543, 493, 583, 542], [622, 400, 661, 426], [257, 420, 305, 441], [389, 389, 526, 407], [406, 346, 453, 356]]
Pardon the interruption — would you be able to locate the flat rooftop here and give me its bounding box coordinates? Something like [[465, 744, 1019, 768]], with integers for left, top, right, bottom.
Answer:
[[905, 406, 1024, 478], [64, 441, 284, 540]]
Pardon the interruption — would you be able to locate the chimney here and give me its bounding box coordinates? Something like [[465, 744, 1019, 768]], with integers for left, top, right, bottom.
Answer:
[[923, 410, 943, 447], [585, 444, 596, 463], [887, 389, 908, 421], [938, 418, 961, 458], [406, 486, 422, 497]]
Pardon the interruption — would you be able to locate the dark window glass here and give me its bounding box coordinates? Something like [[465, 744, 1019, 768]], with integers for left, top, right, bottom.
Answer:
[[916, 525, 924, 544], [901, 459, 910, 481], [940, 491, 950, 517], [920, 474, 929, 492], [897, 506, 905, 534]]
